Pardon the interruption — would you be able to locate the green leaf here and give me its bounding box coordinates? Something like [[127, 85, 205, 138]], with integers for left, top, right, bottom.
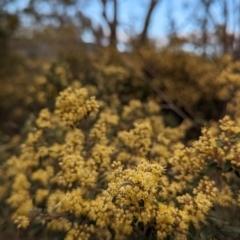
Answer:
[[222, 161, 232, 172], [217, 225, 240, 236], [222, 175, 228, 184], [0, 220, 8, 229], [216, 139, 225, 148], [199, 232, 206, 240], [230, 132, 240, 143], [235, 132, 240, 138], [206, 158, 215, 165], [33, 219, 42, 225], [41, 208, 48, 214], [97, 175, 106, 184], [205, 162, 217, 175], [152, 201, 158, 208], [208, 215, 238, 236], [188, 222, 197, 239], [223, 225, 240, 234], [188, 180, 199, 188], [208, 215, 222, 226]]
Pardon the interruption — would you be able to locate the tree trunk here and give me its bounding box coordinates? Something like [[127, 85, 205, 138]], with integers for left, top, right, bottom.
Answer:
[[139, 0, 160, 45], [101, 0, 118, 48]]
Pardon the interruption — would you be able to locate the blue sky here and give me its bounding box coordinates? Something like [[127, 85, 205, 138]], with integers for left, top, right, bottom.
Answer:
[[81, 0, 191, 41], [7, 0, 187, 37], [5, 0, 239, 47]]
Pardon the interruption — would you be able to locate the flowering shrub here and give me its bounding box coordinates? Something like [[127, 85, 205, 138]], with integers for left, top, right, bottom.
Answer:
[[1, 48, 240, 139], [2, 76, 240, 239], [2, 46, 240, 239]]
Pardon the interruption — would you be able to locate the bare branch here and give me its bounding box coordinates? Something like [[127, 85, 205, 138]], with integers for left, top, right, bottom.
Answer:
[[101, 0, 118, 48], [139, 0, 161, 45]]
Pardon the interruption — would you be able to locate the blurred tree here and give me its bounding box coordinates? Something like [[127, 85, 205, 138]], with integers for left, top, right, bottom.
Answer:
[[139, 0, 161, 45], [1, 0, 240, 58], [100, 0, 118, 48], [0, 0, 19, 68], [215, 24, 235, 55], [22, 0, 163, 49], [23, 0, 102, 44], [180, 0, 240, 57]]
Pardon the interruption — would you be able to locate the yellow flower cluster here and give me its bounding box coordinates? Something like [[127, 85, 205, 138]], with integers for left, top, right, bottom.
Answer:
[[168, 115, 240, 198], [5, 84, 240, 240], [108, 159, 164, 209], [152, 120, 191, 165], [122, 100, 142, 120], [216, 61, 240, 100], [35, 189, 49, 204], [118, 121, 152, 156], [58, 154, 97, 188], [65, 223, 95, 240], [47, 217, 71, 232], [86, 160, 165, 238], [14, 215, 30, 229], [36, 108, 52, 128], [55, 87, 99, 126], [26, 129, 43, 145], [57, 189, 89, 216], [89, 121, 107, 144], [7, 173, 31, 209], [31, 166, 54, 186]]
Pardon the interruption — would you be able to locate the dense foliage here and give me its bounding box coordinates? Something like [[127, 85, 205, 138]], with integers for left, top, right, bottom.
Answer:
[[1, 47, 240, 240]]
